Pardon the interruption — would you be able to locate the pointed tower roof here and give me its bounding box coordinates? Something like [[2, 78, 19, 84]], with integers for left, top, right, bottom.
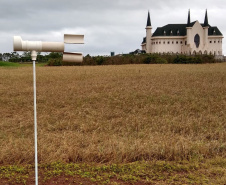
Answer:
[[204, 9, 209, 27], [187, 9, 191, 27], [146, 11, 151, 27]]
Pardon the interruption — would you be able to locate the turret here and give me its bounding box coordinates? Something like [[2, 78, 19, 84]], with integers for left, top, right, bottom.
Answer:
[[146, 11, 152, 53], [203, 9, 209, 46], [204, 9, 209, 27], [186, 9, 192, 46], [187, 9, 191, 27]]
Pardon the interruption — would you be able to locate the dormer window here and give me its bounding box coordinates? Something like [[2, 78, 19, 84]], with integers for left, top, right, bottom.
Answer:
[[170, 30, 173, 36], [213, 29, 216, 35], [164, 30, 166, 36], [177, 30, 180, 36]]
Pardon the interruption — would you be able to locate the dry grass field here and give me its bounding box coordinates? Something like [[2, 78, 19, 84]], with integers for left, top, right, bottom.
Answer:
[[0, 63, 226, 166]]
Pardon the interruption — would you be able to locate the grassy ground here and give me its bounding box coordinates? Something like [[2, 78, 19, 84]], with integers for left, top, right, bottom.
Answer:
[[0, 63, 226, 184], [0, 61, 46, 67], [0, 158, 225, 184], [0, 61, 21, 67]]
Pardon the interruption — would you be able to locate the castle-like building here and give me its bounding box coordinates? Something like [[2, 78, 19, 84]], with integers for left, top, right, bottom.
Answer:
[[141, 10, 223, 55]]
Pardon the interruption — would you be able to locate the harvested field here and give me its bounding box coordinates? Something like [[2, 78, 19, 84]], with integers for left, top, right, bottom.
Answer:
[[0, 64, 226, 164]]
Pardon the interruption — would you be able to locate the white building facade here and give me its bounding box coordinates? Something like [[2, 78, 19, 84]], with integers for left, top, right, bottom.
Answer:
[[141, 10, 223, 55]]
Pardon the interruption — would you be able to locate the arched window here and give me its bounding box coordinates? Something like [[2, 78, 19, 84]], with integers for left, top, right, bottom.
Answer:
[[194, 34, 200, 48]]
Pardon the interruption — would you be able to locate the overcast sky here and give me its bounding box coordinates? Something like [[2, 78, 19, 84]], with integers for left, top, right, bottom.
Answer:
[[0, 0, 225, 56]]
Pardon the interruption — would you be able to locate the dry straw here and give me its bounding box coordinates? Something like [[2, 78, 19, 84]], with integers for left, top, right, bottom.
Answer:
[[0, 64, 226, 164]]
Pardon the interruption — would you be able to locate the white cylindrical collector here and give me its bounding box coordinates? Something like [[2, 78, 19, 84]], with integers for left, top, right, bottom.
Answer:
[[13, 36, 64, 52]]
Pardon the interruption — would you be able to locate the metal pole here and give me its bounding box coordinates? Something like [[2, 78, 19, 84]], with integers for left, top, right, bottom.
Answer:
[[33, 59, 38, 185]]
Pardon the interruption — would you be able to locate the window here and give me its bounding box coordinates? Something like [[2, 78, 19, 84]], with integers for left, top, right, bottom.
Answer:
[[163, 41, 165, 44], [164, 30, 166, 36], [194, 34, 200, 48], [159, 42, 161, 44], [176, 41, 178, 44], [214, 41, 216, 43], [177, 30, 180, 36], [168, 41, 170, 44], [172, 41, 174, 44], [185, 41, 187, 45], [180, 41, 183, 44], [170, 30, 173, 36], [210, 41, 212, 43]]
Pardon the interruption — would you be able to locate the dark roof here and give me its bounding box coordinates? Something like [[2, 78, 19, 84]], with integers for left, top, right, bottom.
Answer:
[[187, 21, 196, 27], [146, 11, 151, 27], [187, 9, 191, 27], [142, 37, 146, 44], [152, 24, 188, 37], [152, 21, 223, 37], [200, 24, 223, 35], [204, 10, 208, 27]]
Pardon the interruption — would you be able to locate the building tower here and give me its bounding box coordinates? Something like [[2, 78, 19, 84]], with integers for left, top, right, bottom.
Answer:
[[186, 9, 192, 52], [203, 9, 209, 48], [187, 9, 191, 27], [146, 11, 152, 53]]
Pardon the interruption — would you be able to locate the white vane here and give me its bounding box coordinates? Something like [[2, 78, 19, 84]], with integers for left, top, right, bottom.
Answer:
[[13, 34, 84, 62], [13, 34, 84, 185]]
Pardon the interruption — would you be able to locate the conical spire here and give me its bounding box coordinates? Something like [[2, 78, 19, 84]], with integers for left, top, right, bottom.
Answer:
[[204, 9, 208, 27], [187, 9, 191, 27], [146, 11, 151, 27]]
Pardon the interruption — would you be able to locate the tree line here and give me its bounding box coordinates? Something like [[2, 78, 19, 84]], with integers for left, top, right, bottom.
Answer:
[[62, 53, 219, 66], [1, 51, 222, 66], [0, 52, 62, 63]]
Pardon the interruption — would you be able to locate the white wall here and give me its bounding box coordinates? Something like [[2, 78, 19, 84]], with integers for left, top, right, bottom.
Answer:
[[144, 21, 223, 55]]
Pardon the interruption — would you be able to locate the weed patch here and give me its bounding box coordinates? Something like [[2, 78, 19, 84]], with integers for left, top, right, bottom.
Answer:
[[0, 159, 225, 184]]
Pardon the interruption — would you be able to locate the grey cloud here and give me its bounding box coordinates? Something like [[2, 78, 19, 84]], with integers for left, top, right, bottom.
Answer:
[[0, 0, 225, 55]]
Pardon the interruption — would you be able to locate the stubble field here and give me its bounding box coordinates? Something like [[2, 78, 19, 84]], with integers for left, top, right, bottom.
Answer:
[[0, 63, 226, 184]]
